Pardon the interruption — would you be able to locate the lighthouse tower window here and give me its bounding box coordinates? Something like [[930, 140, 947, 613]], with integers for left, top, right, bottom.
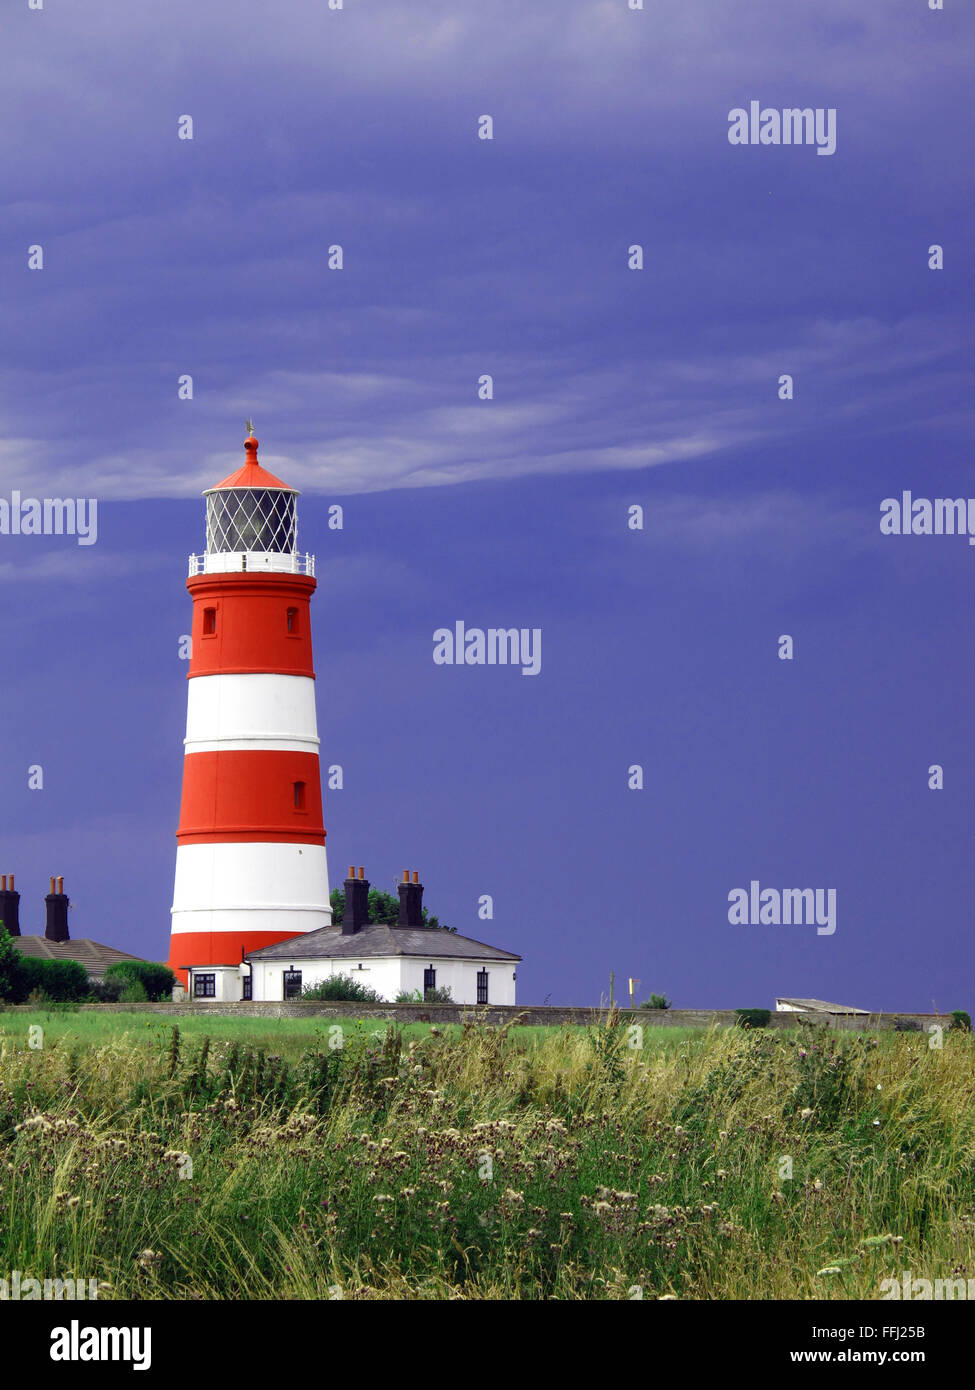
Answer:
[[286, 606, 299, 634], [293, 780, 306, 811], [202, 607, 217, 636]]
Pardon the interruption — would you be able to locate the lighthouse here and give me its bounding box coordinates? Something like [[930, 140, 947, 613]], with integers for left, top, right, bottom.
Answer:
[[168, 427, 331, 995]]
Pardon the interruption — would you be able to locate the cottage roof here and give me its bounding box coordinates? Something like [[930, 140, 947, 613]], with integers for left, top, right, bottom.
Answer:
[[246, 922, 521, 964], [13, 937, 147, 978]]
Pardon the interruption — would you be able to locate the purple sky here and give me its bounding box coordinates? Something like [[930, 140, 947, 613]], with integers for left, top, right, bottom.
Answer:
[[2, 1, 973, 1009]]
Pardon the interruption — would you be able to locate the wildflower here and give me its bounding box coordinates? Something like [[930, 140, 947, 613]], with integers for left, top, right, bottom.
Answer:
[[67, 1196, 81, 1209], [799, 1108, 814, 1121], [373, 1194, 394, 1204]]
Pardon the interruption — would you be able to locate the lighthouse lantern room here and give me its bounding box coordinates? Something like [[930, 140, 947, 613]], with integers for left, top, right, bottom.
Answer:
[[168, 428, 331, 992]]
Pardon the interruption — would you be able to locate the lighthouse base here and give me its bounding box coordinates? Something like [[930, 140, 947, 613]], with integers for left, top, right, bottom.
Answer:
[[168, 929, 307, 988]]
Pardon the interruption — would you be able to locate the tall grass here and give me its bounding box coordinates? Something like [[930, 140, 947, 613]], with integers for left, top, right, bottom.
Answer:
[[1, 1017, 973, 1299]]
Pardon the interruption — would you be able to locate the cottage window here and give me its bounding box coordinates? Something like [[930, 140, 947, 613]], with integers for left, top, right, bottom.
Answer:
[[242, 975, 252, 1000], [477, 969, 488, 1004], [283, 969, 302, 1000], [423, 966, 436, 996], [194, 973, 216, 998]]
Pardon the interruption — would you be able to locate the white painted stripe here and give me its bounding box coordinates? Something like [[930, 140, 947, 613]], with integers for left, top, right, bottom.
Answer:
[[185, 673, 320, 745], [171, 841, 331, 926]]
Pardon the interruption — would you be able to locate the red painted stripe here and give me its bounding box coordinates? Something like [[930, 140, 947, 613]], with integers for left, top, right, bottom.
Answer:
[[176, 749, 325, 845], [167, 928, 306, 987], [187, 574, 317, 678]]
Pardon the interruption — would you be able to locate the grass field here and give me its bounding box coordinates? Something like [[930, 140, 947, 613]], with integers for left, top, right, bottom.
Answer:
[[0, 1009, 708, 1060], [1, 1009, 973, 1299]]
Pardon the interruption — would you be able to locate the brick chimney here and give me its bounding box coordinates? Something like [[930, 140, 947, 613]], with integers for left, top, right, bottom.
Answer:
[[45, 875, 69, 942], [342, 866, 369, 935], [0, 873, 21, 937], [397, 869, 424, 928]]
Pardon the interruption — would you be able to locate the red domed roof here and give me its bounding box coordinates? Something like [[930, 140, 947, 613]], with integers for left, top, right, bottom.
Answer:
[[205, 433, 297, 493]]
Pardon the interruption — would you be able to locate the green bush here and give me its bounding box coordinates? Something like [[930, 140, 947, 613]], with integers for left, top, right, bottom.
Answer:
[[88, 976, 126, 1003], [119, 980, 149, 1003], [104, 961, 176, 1002], [9, 955, 89, 1003], [640, 993, 671, 1010], [423, 986, 453, 1003], [735, 1008, 771, 1029], [394, 986, 453, 1003], [0, 925, 19, 1001], [951, 1010, 972, 1032], [301, 974, 385, 1003]]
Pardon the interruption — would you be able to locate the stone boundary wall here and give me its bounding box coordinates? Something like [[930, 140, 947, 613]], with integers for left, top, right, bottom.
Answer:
[[0, 1001, 956, 1032]]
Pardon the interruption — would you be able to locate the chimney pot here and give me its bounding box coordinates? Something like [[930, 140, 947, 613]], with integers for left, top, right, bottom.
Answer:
[[49, 876, 56, 894], [412, 870, 419, 885], [348, 864, 355, 878], [8, 874, 12, 891], [57, 876, 64, 895], [358, 866, 364, 880], [1, 876, 6, 891]]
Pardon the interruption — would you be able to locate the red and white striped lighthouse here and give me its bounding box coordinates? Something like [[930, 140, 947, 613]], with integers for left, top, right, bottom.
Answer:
[[168, 428, 331, 987]]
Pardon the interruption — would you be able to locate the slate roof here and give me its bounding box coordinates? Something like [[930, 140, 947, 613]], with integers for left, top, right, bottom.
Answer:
[[13, 937, 147, 978], [246, 922, 521, 964], [776, 996, 869, 1015]]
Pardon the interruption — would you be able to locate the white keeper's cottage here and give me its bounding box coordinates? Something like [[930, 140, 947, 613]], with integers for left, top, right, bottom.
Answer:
[[185, 868, 520, 1005]]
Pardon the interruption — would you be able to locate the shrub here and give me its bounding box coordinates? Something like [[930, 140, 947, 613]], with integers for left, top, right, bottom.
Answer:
[[104, 961, 176, 1002], [641, 993, 671, 1010], [395, 990, 423, 1003], [735, 1008, 771, 1029], [951, 1010, 971, 1032], [0, 925, 19, 1001], [119, 980, 149, 1003], [301, 974, 385, 1003], [88, 976, 126, 1003], [423, 986, 453, 1003], [10, 956, 89, 1003]]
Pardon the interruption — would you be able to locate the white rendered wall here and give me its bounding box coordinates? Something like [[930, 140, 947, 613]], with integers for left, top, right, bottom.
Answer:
[[171, 841, 331, 937], [248, 954, 517, 1004], [188, 967, 244, 1002], [249, 956, 404, 1003], [184, 674, 320, 754], [399, 958, 517, 1006]]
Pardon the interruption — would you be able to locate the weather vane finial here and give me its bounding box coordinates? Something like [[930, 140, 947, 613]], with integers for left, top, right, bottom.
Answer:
[[245, 419, 255, 437]]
